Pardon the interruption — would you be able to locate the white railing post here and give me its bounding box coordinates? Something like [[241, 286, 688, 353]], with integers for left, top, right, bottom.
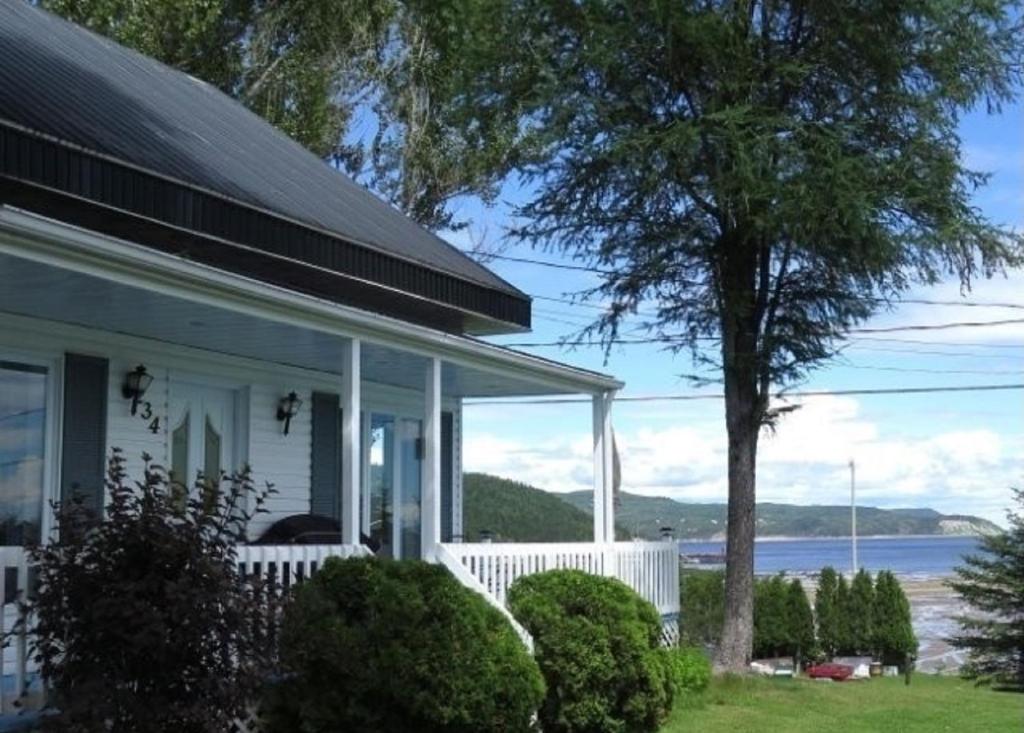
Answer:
[[340, 339, 361, 545], [421, 357, 442, 561]]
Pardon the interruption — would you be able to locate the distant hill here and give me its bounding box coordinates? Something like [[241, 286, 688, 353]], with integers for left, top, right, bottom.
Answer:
[[462, 473, 1000, 542], [561, 490, 1001, 540], [462, 473, 599, 542]]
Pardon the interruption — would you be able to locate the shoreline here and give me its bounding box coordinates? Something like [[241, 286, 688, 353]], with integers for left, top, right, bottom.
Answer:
[[678, 533, 986, 543]]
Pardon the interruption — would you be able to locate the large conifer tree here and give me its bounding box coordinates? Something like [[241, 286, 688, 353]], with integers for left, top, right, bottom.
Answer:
[[786, 578, 816, 667], [872, 570, 917, 668], [949, 489, 1024, 690], [847, 569, 876, 656], [815, 567, 841, 659]]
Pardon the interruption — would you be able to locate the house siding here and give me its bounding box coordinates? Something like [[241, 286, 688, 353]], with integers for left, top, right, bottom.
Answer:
[[247, 383, 314, 537], [106, 358, 169, 482], [0, 312, 463, 542]]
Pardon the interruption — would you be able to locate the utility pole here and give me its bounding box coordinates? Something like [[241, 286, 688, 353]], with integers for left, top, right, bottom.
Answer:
[[849, 459, 858, 574]]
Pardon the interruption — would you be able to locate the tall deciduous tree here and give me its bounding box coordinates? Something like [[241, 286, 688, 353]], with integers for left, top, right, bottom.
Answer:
[[41, 0, 522, 230], [949, 489, 1024, 690], [459, 0, 1023, 669]]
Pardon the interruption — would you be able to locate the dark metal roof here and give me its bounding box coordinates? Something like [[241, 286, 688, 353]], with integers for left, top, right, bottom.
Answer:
[[0, 1, 530, 333]]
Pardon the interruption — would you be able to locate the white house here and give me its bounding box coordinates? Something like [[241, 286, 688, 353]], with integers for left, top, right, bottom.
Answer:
[[0, 2, 678, 708]]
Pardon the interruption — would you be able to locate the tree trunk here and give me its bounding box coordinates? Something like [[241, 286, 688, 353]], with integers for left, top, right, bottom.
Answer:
[[715, 385, 760, 672], [713, 238, 763, 673]]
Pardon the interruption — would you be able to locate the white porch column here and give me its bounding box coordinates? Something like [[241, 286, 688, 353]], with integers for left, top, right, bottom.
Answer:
[[340, 338, 361, 545], [602, 391, 616, 542], [592, 392, 608, 543], [422, 357, 442, 560]]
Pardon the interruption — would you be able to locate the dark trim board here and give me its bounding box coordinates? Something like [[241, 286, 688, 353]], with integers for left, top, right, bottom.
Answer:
[[0, 126, 531, 334]]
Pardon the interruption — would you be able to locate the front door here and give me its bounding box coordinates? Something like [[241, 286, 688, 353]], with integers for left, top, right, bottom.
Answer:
[[365, 412, 422, 559], [168, 381, 236, 502]]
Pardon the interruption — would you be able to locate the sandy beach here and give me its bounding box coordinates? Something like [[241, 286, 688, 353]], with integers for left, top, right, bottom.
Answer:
[[901, 577, 971, 674]]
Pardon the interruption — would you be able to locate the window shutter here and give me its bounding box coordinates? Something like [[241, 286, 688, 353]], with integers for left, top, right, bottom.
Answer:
[[441, 411, 454, 542], [60, 353, 108, 516], [310, 391, 341, 520]]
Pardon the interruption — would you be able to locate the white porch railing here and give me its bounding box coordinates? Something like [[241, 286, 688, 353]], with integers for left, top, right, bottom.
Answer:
[[0, 546, 33, 715], [235, 543, 372, 588], [0, 543, 372, 718], [438, 541, 681, 617]]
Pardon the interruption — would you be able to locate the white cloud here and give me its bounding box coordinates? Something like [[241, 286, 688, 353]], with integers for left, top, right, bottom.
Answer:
[[463, 394, 1022, 524]]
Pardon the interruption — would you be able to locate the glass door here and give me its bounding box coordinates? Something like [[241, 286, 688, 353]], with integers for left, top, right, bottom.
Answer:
[[365, 412, 422, 559], [168, 381, 236, 507], [397, 418, 422, 560]]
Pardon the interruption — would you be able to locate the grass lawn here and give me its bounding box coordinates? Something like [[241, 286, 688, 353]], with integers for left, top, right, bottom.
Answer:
[[663, 675, 1023, 733]]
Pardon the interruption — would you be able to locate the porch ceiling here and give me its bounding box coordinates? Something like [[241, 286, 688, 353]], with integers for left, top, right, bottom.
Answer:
[[0, 247, 604, 398]]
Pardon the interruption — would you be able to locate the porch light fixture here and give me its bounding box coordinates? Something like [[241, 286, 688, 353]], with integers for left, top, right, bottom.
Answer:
[[122, 364, 153, 416], [276, 391, 302, 435]]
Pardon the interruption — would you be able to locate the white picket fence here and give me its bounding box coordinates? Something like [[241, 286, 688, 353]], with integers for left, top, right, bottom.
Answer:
[[438, 541, 681, 617]]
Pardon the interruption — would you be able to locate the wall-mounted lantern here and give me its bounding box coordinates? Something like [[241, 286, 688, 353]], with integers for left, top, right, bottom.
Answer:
[[121, 364, 153, 416], [276, 391, 302, 435]]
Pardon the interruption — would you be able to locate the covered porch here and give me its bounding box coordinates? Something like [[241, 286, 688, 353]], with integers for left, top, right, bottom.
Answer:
[[0, 207, 679, 699]]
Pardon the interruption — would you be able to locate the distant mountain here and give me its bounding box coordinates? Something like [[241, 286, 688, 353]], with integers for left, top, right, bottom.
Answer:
[[462, 473, 1000, 542], [560, 490, 1001, 540]]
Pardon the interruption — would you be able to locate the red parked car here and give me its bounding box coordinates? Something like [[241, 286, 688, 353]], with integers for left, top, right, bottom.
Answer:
[[807, 663, 854, 681]]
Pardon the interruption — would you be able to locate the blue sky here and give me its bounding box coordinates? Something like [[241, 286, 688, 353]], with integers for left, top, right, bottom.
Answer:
[[444, 100, 1024, 525]]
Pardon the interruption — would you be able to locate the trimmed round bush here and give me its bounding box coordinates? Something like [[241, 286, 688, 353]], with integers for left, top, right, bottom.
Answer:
[[669, 646, 711, 694], [263, 557, 544, 733], [508, 569, 673, 733]]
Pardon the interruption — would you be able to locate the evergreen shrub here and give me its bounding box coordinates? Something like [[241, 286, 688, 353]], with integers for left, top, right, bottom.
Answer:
[[265, 557, 544, 733], [508, 569, 673, 733]]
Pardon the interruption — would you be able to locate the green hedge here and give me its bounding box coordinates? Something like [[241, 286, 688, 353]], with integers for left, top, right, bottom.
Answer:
[[508, 569, 673, 733], [264, 557, 544, 733]]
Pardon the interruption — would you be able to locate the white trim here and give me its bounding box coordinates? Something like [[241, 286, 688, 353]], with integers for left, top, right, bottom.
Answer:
[[0, 208, 622, 395]]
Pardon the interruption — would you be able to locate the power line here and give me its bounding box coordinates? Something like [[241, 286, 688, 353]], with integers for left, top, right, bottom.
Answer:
[[468, 250, 1024, 312], [464, 382, 1024, 406], [845, 344, 1024, 360], [501, 317, 1024, 347], [529, 290, 1024, 314], [855, 336, 1024, 350], [843, 348, 1024, 362], [840, 364, 1022, 376], [473, 252, 614, 274]]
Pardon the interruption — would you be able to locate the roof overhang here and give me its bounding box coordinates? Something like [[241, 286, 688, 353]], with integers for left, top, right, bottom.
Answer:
[[0, 206, 621, 396], [0, 123, 532, 335]]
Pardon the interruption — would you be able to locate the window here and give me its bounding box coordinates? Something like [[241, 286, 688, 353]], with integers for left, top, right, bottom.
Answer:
[[0, 361, 48, 546]]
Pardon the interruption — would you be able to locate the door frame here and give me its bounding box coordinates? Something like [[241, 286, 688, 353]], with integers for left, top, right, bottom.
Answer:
[[166, 373, 248, 489], [361, 392, 425, 559], [0, 347, 62, 543]]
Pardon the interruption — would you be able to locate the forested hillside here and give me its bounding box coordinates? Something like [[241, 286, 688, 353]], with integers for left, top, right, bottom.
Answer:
[[462, 473, 598, 542], [462, 474, 998, 542]]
